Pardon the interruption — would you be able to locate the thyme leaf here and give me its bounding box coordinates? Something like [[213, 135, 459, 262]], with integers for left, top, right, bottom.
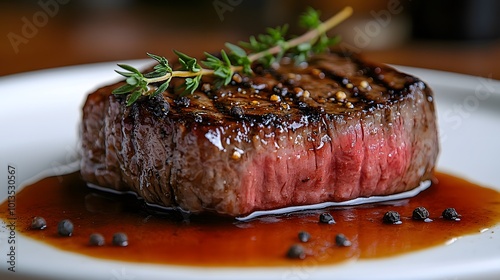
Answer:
[[299, 6, 322, 29], [144, 53, 172, 78], [174, 50, 201, 73]]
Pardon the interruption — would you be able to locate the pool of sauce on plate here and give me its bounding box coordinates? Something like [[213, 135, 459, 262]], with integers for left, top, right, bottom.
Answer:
[[1, 172, 500, 267]]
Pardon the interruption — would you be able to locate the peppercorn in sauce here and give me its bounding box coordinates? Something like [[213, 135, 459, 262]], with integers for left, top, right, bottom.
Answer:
[[0, 172, 499, 266]]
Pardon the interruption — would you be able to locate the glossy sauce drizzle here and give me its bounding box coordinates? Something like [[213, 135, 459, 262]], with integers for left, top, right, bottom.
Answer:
[[1, 172, 500, 267]]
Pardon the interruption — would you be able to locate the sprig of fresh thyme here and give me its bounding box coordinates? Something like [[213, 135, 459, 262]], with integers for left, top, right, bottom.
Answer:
[[112, 6, 353, 106]]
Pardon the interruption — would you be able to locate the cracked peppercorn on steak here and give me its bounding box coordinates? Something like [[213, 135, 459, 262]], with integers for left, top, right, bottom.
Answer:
[[80, 52, 439, 217]]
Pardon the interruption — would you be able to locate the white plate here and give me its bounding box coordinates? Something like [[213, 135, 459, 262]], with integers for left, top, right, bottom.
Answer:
[[0, 61, 499, 280]]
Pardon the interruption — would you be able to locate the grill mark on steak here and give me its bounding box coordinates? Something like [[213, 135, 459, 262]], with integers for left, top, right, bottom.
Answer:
[[80, 52, 439, 216]]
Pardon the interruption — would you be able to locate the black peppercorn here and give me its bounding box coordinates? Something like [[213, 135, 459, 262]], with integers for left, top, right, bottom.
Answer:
[[89, 233, 105, 246], [298, 101, 308, 109], [286, 244, 305, 259], [174, 96, 190, 107], [319, 213, 335, 224], [442, 208, 460, 221], [383, 211, 401, 224], [412, 206, 431, 221], [147, 96, 170, 118], [335, 234, 352, 247], [272, 85, 282, 95], [112, 232, 128, 247], [30, 216, 47, 230], [57, 219, 74, 236], [298, 231, 311, 243], [230, 105, 245, 119], [193, 114, 203, 123]]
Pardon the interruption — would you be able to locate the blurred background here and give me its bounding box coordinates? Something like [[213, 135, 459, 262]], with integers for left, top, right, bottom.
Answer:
[[0, 0, 499, 79]]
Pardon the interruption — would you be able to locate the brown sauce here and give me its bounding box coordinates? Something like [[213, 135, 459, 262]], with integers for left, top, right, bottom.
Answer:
[[2, 172, 500, 267]]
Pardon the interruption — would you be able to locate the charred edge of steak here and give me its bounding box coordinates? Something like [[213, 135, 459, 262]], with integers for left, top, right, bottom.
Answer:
[[80, 51, 439, 216]]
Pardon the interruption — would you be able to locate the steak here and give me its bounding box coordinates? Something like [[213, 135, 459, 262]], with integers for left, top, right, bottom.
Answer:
[[80, 52, 439, 217]]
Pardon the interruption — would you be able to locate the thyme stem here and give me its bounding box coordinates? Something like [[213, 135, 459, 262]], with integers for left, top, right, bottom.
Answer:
[[247, 6, 353, 63], [146, 69, 215, 83]]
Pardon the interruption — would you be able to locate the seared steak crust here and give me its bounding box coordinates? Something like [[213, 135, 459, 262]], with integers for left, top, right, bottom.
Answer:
[[80, 52, 439, 216]]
